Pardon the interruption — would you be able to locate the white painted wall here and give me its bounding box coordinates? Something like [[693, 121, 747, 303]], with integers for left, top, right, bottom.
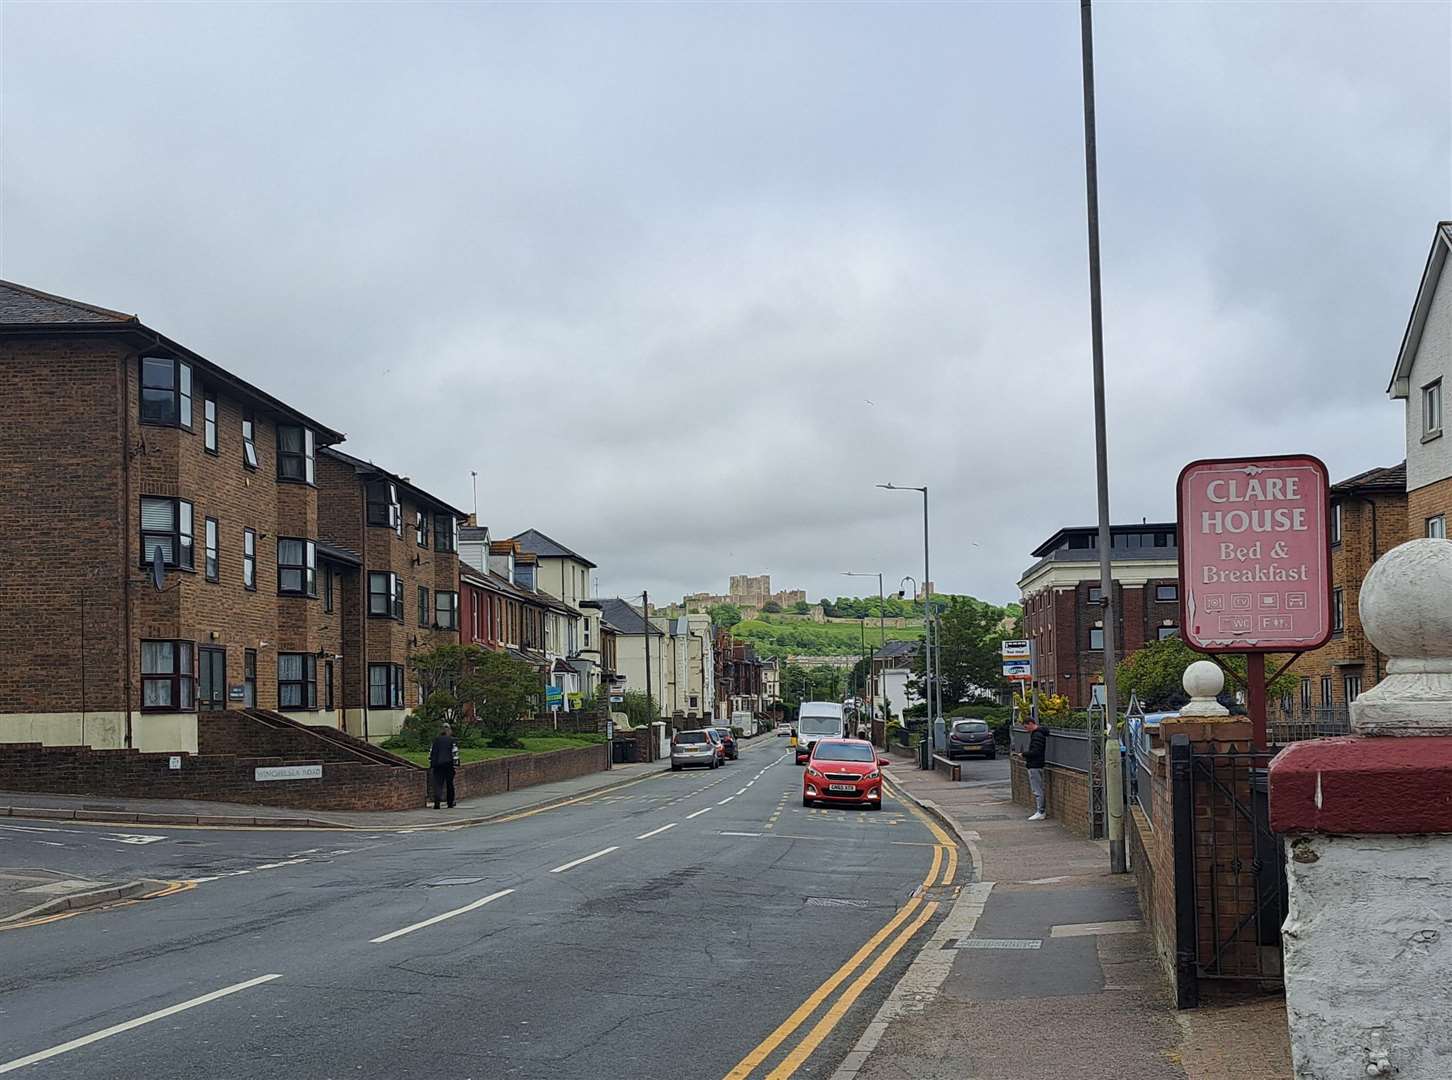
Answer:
[[1283, 832, 1452, 1078], [1406, 266, 1452, 493], [0, 711, 199, 753], [882, 669, 919, 719]]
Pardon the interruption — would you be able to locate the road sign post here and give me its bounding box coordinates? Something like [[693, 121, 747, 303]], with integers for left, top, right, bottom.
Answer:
[[1177, 454, 1333, 749]]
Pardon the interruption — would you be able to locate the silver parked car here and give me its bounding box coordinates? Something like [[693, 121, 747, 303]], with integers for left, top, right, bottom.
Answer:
[[671, 729, 720, 770]]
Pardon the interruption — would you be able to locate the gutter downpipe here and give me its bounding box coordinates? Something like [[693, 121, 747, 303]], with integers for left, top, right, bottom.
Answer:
[[1353, 492, 1382, 686], [121, 351, 134, 750], [360, 480, 370, 743]]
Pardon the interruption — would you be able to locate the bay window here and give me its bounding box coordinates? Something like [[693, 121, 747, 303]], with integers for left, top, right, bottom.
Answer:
[[277, 537, 317, 596], [140, 497, 194, 570], [434, 513, 457, 553], [367, 480, 400, 531], [277, 424, 315, 484], [278, 653, 317, 710], [369, 571, 403, 619], [368, 663, 405, 709], [141, 640, 194, 711], [139, 356, 192, 429]]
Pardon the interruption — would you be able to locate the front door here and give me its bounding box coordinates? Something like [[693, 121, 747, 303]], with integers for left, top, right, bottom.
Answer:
[[199, 647, 227, 710]]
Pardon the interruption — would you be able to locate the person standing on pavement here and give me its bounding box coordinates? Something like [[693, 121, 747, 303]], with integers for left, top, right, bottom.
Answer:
[[430, 723, 458, 810], [1023, 717, 1047, 821]]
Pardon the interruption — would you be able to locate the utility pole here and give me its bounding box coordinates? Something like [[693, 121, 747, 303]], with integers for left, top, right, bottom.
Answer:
[[1080, 0, 1125, 874], [642, 589, 654, 722], [878, 483, 935, 762]]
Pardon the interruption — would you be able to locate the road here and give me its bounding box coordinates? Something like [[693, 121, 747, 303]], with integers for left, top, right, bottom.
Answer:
[[0, 739, 968, 1080]]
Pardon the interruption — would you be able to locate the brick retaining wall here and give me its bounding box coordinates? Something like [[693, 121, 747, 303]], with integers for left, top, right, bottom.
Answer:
[[427, 743, 608, 802], [1010, 754, 1093, 838]]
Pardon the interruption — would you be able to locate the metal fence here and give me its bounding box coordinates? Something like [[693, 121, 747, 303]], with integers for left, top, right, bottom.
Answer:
[[1009, 726, 1092, 772], [1269, 706, 1351, 746], [1171, 737, 1287, 1006]]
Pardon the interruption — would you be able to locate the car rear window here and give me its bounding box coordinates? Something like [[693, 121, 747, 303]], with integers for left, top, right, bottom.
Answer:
[[953, 721, 989, 733], [812, 742, 875, 762], [675, 732, 708, 744]]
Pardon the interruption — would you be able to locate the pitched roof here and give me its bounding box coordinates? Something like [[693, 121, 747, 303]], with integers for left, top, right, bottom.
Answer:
[[320, 445, 468, 518], [1389, 222, 1452, 398], [0, 280, 136, 326], [1331, 462, 1407, 496], [510, 528, 597, 568], [598, 597, 663, 636], [0, 280, 346, 444], [873, 639, 921, 661]]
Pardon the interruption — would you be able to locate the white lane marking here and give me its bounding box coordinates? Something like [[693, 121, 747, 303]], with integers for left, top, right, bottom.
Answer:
[[0, 974, 282, 1074], [717, 797, 735, 805], [370, 889, 515, 944], [549, 846, 620, 873], [103, 834, 167, 846], [686, 807, 712, 819], [636, 823, 678, 840], [735, 788, 748, 795], [720, 831, 761, 837], [252, 859, 308, 871]]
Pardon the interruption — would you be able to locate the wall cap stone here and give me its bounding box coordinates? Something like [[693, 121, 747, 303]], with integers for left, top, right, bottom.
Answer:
[[1269, 735, 1452, 834]]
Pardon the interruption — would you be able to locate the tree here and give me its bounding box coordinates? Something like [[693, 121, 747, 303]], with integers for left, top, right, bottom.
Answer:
[[392, 644, 542, 750], [618, 691, 658, 728], [909, 596, 1004, 706], [793, 600, 811, 615], [762, 600, 782, 614], [1117, 635, 1298, 711], [708, 603, 742, 629]]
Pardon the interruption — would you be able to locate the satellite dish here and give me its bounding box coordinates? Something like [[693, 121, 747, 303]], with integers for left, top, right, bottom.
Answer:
[[150, 546, 166, 591]]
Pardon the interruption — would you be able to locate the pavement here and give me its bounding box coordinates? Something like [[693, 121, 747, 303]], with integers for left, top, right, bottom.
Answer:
[[841, 750, 1294, 1080], [0, 867, 166, 925], [0, 753, 673, 830], [0, 736, 963, 1079]]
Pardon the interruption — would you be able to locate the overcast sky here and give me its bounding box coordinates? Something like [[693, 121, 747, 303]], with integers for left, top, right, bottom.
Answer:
[[3, 2, 1448, 606]]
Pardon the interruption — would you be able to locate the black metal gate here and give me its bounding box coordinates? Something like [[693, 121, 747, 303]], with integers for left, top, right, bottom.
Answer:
[[1170, 735, 1287, 1008]]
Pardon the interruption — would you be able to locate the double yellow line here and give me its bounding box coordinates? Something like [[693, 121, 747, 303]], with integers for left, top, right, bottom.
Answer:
[[723, 794, 958, 1080]]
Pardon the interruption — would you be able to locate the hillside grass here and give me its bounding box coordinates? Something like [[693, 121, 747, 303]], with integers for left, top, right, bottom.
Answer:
[[728, 615, 924, 658]]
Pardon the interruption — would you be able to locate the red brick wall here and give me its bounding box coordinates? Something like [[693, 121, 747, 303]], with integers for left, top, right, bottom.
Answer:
[[1010, 753, 1092, 837], [0, 340, 129, 712], [0, 741, 424, 811], [426, 743, 608, 802]]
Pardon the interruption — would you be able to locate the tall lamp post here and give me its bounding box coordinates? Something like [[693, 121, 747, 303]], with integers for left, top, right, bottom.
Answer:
[[878, 483, 939, 762], [843, 571, 886, 741], [1079, 0, 1125, 873]]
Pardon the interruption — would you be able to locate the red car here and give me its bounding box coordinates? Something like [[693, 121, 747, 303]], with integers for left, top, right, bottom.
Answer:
[[802, 738, 889, 810]]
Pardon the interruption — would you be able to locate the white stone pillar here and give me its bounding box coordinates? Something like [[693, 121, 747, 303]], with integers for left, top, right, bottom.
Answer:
[[1269, 539, 1452, 1079]]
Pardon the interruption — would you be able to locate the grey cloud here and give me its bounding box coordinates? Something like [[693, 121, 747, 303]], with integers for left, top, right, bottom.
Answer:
[[2, 1, 1446, 607]]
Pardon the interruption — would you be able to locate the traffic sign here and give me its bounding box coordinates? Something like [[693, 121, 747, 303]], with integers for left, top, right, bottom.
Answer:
[[1000, 639, 1031, 660]]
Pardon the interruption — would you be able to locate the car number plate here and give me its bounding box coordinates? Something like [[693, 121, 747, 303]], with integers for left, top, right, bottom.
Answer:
[[829, 784, 857, 793]]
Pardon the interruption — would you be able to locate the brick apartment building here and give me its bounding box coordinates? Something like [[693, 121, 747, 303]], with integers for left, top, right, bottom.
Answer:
[[1293, 463, 1407, 719], [0, 280, 347, 752], [0, 280, 466, 752], [1389, 221, 1452, 543], [315, 447, 465, 742], [1019, 524, 1182, 708]]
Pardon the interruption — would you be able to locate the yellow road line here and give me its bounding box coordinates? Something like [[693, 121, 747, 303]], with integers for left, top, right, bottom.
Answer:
[[763, 900, 940, 1080], [0, 880, 193, 933], [721, 896, 924, 1080], [722, 816, 945, 1080], [940, 840, 958, 886]]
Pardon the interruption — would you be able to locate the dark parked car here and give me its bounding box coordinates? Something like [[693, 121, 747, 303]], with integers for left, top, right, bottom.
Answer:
[[712, 727, 739, 760], [947, 719, 996, 760]]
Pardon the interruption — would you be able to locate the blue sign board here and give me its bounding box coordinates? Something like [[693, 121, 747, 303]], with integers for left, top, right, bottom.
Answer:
[[545, 685, 564, 707]]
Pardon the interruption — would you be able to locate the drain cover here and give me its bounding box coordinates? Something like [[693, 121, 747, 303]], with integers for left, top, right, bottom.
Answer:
[[805, 897, 870, 908], [944, 938, 1042, 950], [423, 877, 483, 887]]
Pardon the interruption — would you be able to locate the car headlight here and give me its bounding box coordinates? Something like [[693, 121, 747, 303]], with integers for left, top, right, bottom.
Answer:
[[805, 767, 824, 780], [865, 770, 880, 780]]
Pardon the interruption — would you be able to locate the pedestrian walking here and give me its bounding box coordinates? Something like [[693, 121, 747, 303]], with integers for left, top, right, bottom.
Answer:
[[430, 723, 458, 810], [1023, 716, 1047, 821]]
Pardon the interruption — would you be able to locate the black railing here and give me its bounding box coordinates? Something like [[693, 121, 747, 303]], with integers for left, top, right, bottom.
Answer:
[[1270, 706, 1351, 745], [1171, 735, 1287, 1007], [1009, 726, 1092, 772]]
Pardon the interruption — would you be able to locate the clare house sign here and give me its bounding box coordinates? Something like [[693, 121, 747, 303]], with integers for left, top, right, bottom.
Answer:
[[1177, 455, 1332, 652]]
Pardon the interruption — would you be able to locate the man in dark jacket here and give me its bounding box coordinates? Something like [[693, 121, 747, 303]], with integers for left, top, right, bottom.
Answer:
[[430, 723, 458, 810], [1023, 717, 1048, 821]]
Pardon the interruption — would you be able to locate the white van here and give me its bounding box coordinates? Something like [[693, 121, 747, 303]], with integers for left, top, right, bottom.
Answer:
[[795, 701, 846, 764]]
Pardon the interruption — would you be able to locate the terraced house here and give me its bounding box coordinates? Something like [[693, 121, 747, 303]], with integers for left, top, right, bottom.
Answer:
[[0, 280, 346, 752]]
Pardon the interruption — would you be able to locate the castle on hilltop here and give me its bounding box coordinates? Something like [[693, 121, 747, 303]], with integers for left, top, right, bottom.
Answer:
[[683, 574, 809, 617]]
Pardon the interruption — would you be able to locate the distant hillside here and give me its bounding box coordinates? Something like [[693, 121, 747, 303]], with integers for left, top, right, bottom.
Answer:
[[727, 615, 923, 659]]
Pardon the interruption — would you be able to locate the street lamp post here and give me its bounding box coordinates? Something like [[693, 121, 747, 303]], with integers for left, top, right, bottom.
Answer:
[[843, 571, 886, 743], [878, 484, 938, 762], [1079, 0, 1125, 874]]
